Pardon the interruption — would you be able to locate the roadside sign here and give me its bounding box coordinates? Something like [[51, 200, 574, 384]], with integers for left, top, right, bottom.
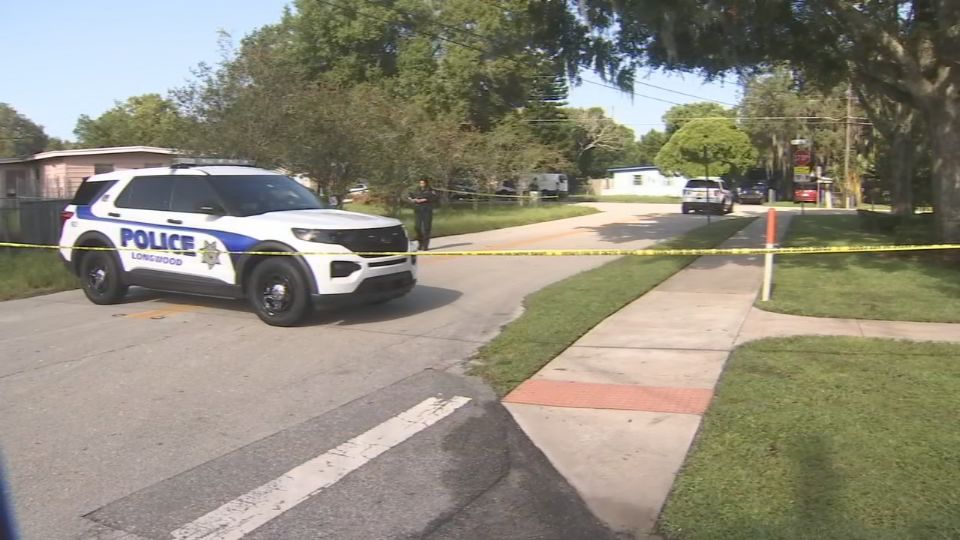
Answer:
[[794, 165, 812, 175], [794, 150, 811, 166], [791, 138, 809, 145]]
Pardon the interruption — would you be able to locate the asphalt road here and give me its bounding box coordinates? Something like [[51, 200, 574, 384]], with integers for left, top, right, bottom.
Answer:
[[0, 203, 765, 540]]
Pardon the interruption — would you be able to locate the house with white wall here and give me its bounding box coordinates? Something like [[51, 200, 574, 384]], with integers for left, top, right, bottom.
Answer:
[[592, 166, 687, 197]]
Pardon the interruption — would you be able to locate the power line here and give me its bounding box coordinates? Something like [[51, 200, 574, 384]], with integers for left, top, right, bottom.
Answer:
[[579, 79, 683, 106], [632, 79, 736, 106], [521, 117, 873, 125]]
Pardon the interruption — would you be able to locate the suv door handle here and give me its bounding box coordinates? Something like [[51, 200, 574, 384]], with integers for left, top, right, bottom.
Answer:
[[108, 212, 120, 217], [167, 218, 183, 225]]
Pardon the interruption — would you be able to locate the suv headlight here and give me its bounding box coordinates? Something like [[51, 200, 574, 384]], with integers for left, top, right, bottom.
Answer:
[[292, 228, 343, 243]]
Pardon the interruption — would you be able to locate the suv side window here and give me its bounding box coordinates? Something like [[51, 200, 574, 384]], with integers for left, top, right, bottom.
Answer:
[[115, 176, 174, 211], [71, 179, 117, 205], [171, 178, 220, 213]]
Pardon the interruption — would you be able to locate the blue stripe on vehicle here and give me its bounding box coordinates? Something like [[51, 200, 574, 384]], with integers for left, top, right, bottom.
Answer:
[[76, 206, 260, 253]]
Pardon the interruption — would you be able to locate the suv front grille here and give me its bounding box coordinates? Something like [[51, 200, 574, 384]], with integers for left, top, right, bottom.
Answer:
[[337, 226, 408, 258]]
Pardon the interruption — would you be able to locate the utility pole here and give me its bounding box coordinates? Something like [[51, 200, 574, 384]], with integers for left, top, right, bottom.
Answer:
[[843, 82, 853, 209]]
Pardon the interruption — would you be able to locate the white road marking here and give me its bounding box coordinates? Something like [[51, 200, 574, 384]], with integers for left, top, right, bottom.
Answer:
[[170, 395, 472, 540]]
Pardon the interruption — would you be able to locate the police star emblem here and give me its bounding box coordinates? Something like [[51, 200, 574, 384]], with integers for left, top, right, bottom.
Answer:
[[199, 241, 222, 270]]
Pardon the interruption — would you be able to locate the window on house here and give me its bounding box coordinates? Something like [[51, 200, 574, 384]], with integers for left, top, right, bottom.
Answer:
[[94, 163, 115, 174], [633, 174, 644, 186]]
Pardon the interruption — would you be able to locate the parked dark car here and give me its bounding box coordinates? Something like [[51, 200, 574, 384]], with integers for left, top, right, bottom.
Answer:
[[737, 183, 768, 204]]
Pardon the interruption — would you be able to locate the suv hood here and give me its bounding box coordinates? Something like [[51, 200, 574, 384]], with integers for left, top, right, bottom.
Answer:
[[244, 209, 401, 230]]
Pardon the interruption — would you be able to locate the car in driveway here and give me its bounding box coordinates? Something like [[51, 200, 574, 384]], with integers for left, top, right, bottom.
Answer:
[[736, 183, 768, 204], [58, 164, 416, 326], [681, 177, 735, 215], [793, 181, 819, 203]]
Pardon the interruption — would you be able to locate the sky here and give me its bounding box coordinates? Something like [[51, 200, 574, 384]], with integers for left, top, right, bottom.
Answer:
[[0, 1, 741, 141]]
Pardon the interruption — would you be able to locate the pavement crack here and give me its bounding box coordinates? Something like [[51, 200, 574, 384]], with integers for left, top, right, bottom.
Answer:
[[0, 333, 178, 382]]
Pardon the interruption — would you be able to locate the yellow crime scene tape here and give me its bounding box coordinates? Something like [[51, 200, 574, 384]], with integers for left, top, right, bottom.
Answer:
[[2, 241, 959, 257]]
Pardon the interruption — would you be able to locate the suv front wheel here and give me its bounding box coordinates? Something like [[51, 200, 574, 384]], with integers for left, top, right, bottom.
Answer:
[[79, 251, 128, 305], [247, 258, 312, 327]]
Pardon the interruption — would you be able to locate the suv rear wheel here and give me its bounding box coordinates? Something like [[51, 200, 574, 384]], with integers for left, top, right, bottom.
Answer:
[[247, 258, 312, 327], [79, 251, 128, 305]]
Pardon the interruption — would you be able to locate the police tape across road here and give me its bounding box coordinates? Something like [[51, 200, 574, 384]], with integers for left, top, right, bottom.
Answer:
[[2, 241, 960, 257]]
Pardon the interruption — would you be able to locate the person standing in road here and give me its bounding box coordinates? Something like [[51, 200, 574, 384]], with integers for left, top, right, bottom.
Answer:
[[409, 177, 439, 251]]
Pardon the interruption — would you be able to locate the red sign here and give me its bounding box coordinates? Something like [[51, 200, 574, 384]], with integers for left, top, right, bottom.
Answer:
[[794, 149, 811, 166]]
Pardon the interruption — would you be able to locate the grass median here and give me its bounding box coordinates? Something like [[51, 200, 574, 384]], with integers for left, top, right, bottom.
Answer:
[[346, 203, 597, 238], [762, 214, 960, 322], [0, 249, 78, 301], [470, 216, 755, 395], [660, 336, 960, 540]]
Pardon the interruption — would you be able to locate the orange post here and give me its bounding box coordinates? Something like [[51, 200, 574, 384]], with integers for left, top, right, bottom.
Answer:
[[762, 208, 776, 301], [766, 208, 777, 247]]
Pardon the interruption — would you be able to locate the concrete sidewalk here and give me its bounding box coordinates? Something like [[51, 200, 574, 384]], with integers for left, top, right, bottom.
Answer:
[[502, 214, 960, 539]]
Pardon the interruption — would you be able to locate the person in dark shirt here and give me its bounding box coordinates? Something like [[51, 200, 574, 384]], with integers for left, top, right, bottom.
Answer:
[[408, 178, 439, 251]]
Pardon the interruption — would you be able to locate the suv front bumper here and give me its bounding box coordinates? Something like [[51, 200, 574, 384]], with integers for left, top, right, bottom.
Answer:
[[682, 201, 724, 211], [313, 271, 415, 308]]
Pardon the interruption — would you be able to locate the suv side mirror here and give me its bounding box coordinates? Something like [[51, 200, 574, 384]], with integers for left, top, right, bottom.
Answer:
[[197, 202, 225, 215]]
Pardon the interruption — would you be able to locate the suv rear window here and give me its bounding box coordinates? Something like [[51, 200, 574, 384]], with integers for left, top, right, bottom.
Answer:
[[685, 179, 721, 189], [71, 180, 117, 205]]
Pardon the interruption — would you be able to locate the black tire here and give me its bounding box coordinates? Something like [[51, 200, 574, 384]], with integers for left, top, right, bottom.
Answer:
[[247, 258, 312, 327], [681, 203, 690, 214], [725, 200, 735, 214], [79, 251, 128, 305]]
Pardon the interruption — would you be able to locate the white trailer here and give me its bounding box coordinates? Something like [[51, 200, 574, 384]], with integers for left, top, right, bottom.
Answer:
[[519, 173, 569, 197]]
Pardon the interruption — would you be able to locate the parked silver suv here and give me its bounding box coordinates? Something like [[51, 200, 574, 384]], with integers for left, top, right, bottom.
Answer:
[[681, 177, 734, 215]]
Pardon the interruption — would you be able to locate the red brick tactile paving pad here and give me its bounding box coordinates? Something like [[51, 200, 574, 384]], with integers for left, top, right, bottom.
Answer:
[[504, 379, 713, 414]]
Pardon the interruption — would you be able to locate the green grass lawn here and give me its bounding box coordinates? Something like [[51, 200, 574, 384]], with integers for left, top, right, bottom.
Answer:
[[0, 249, 78, 301], [345, 203, 597, 237], [763, 214, 960, 322], [470, 217, 755, 395], [660, 336, 960, 540]]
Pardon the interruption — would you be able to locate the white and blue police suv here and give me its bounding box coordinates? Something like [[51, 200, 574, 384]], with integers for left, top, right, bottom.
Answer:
[[59, 164, 416, 326]]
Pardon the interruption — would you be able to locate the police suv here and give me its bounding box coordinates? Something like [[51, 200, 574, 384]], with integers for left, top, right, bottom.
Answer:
[[59, 164, 416, 326]]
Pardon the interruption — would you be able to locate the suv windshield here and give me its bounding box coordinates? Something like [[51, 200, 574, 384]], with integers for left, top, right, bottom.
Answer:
[[206, 175, 325, 216], [685, 179, 721, 189]]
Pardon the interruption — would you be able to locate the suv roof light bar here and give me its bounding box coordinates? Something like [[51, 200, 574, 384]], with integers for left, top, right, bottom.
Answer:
[[171, 157, 256, 168]]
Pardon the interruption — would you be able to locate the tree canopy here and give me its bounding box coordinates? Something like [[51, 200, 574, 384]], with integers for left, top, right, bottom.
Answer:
[[0, 103, 48, 158], [655, 119, 756, 179], [74, 94, 186, 148], [662, 102, 734, 136]]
